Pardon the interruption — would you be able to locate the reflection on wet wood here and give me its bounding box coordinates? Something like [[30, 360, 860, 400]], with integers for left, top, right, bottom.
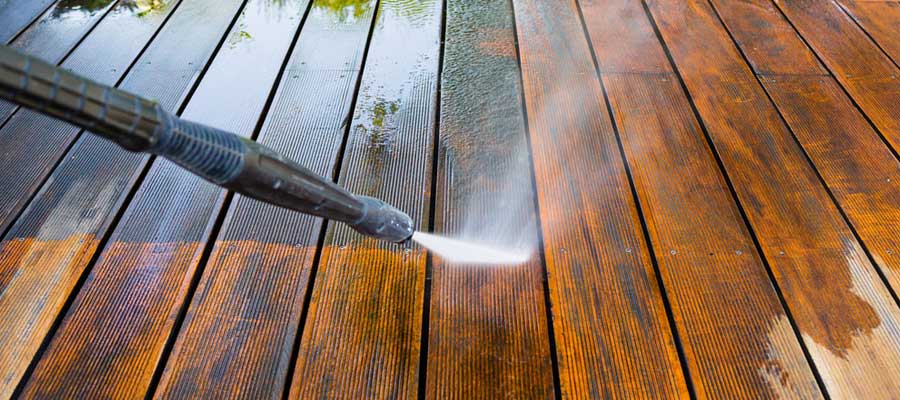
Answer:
[[511, 0, 688, 397], [0, 0, 56, 43], [425, 0, 554, 397], [287, 0, 442, 397], [16, 0, 309, 397], [155, 0, 379, 397], [646, 0, 900, 397], [582, 0, 820, 397]]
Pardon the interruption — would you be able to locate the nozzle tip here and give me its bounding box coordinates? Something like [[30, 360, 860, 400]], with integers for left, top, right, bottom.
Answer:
[[350, 196, 414, 243]]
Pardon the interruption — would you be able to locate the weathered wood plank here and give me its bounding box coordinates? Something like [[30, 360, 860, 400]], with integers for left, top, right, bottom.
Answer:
[[581, 0, 821, 397], [0, 0, 57, 43], [153, 1, 378, 397], [0, 1, 199, 397], [714, 0, 900, 341], [287, 0, 442, 397], [774, 0, 900, 157], [838, 0, 900, 68], [646, 1, 900, 398], [16, 1, 310, 398], [424, 0, 554, 397], [509, 0, 689, 398], [0, 0, 178, 235], [0, 0, 115, 130]]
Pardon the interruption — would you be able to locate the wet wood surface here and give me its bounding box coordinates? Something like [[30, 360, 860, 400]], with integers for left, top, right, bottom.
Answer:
[[2, 0, 900, 398], [582, 0, 820, 397]]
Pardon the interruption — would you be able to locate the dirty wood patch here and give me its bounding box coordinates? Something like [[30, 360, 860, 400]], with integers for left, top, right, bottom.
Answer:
[[582, 0, 820, 397]]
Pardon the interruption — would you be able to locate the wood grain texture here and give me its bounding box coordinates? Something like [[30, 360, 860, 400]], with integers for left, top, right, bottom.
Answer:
[[0, 0, 215, 396], [154, 1, 378, 397], [774, 0, 900, 157], [647, 1, 900, 398], [713, 0, 900, 336], [287, 0, 442, 397], [581, 0, 820, 397], [424, 0, 554, 397], [838, 0, 900, 68], [0, 0, 179, 235], [510, 0, 688, 398], [17, 1, 310, 397], [0, 0, 115, 134], [0, 0, 57, 43]]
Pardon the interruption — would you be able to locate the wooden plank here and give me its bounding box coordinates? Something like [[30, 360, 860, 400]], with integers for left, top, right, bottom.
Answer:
[[774, 0, 900, 157], [839, 1, 900, 68], [509, 0, 689, 398], [152, 1, 378, 397], [0, 0, 57, 43], [0, 0, 115, 128], [287, 0, 442, 397], [0, 0, 178, 235], [424, 0, 554, 397], [15, 1, 309, 398], [0, 1, 200, 396], [580, 0, 821, 397], [714, 0, 900, 339], [645, 1, 900, 398]]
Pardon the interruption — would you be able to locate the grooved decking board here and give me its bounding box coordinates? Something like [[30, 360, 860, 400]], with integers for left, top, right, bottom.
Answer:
[[580, 0, 820, 397], [646, 1, 900, 398], [0, 0, 115, 131], [0, 0, 57, 43], [423, 0, 554, 397], [839, 1, 900, 69], [153, 1, 378, 397], [0, 0, 246, 397], [0, 0, 179, 236], [16, 1, 310, 397], [774, 0, 900, 156], [713, 0, 900, 332], [509, 0, 688, 398], [287, 0, 442, 397]]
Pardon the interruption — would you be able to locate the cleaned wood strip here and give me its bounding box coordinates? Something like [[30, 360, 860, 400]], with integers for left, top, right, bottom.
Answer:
[[154, 1, 378, 397], [775, 0, 900, 157], [0, 0, 57, 43], [0, 0, 115, 132], [424, 0, 554, 397], [288, 0, 442, 397], [839, 1, 900, 68], [646, 1, 900, 398], [714, 0, 900, 338], [16, 1, 309, 398], [581, 0, 820, 397], [510, 0, 688, 397], [0, 0, 179, 235]]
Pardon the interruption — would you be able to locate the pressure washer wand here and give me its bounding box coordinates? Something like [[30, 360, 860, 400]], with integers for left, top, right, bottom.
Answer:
[[0, 45, 414, 243]]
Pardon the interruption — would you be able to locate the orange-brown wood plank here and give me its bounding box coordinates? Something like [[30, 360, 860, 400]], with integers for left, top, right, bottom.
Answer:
[[16, 1, 310, 398], [713, 0, 900, 331], [153, 1, 379, 397], [287, 0, 442, 397], [510, 0, 689, 398], [0, 0, 115, 140], [0, 0, 178, 235], [0, 0, 206, 397], [838, 1, 900, 68], [774, 0, 900, 157], [0, 0, 57, 43], [646, 1, 900, 397], [580, 0, 821, 397], [423, 0, 554, 397]]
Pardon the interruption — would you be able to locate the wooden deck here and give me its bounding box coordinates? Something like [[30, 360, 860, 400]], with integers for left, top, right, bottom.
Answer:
[[2, 0, 900, 398]]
